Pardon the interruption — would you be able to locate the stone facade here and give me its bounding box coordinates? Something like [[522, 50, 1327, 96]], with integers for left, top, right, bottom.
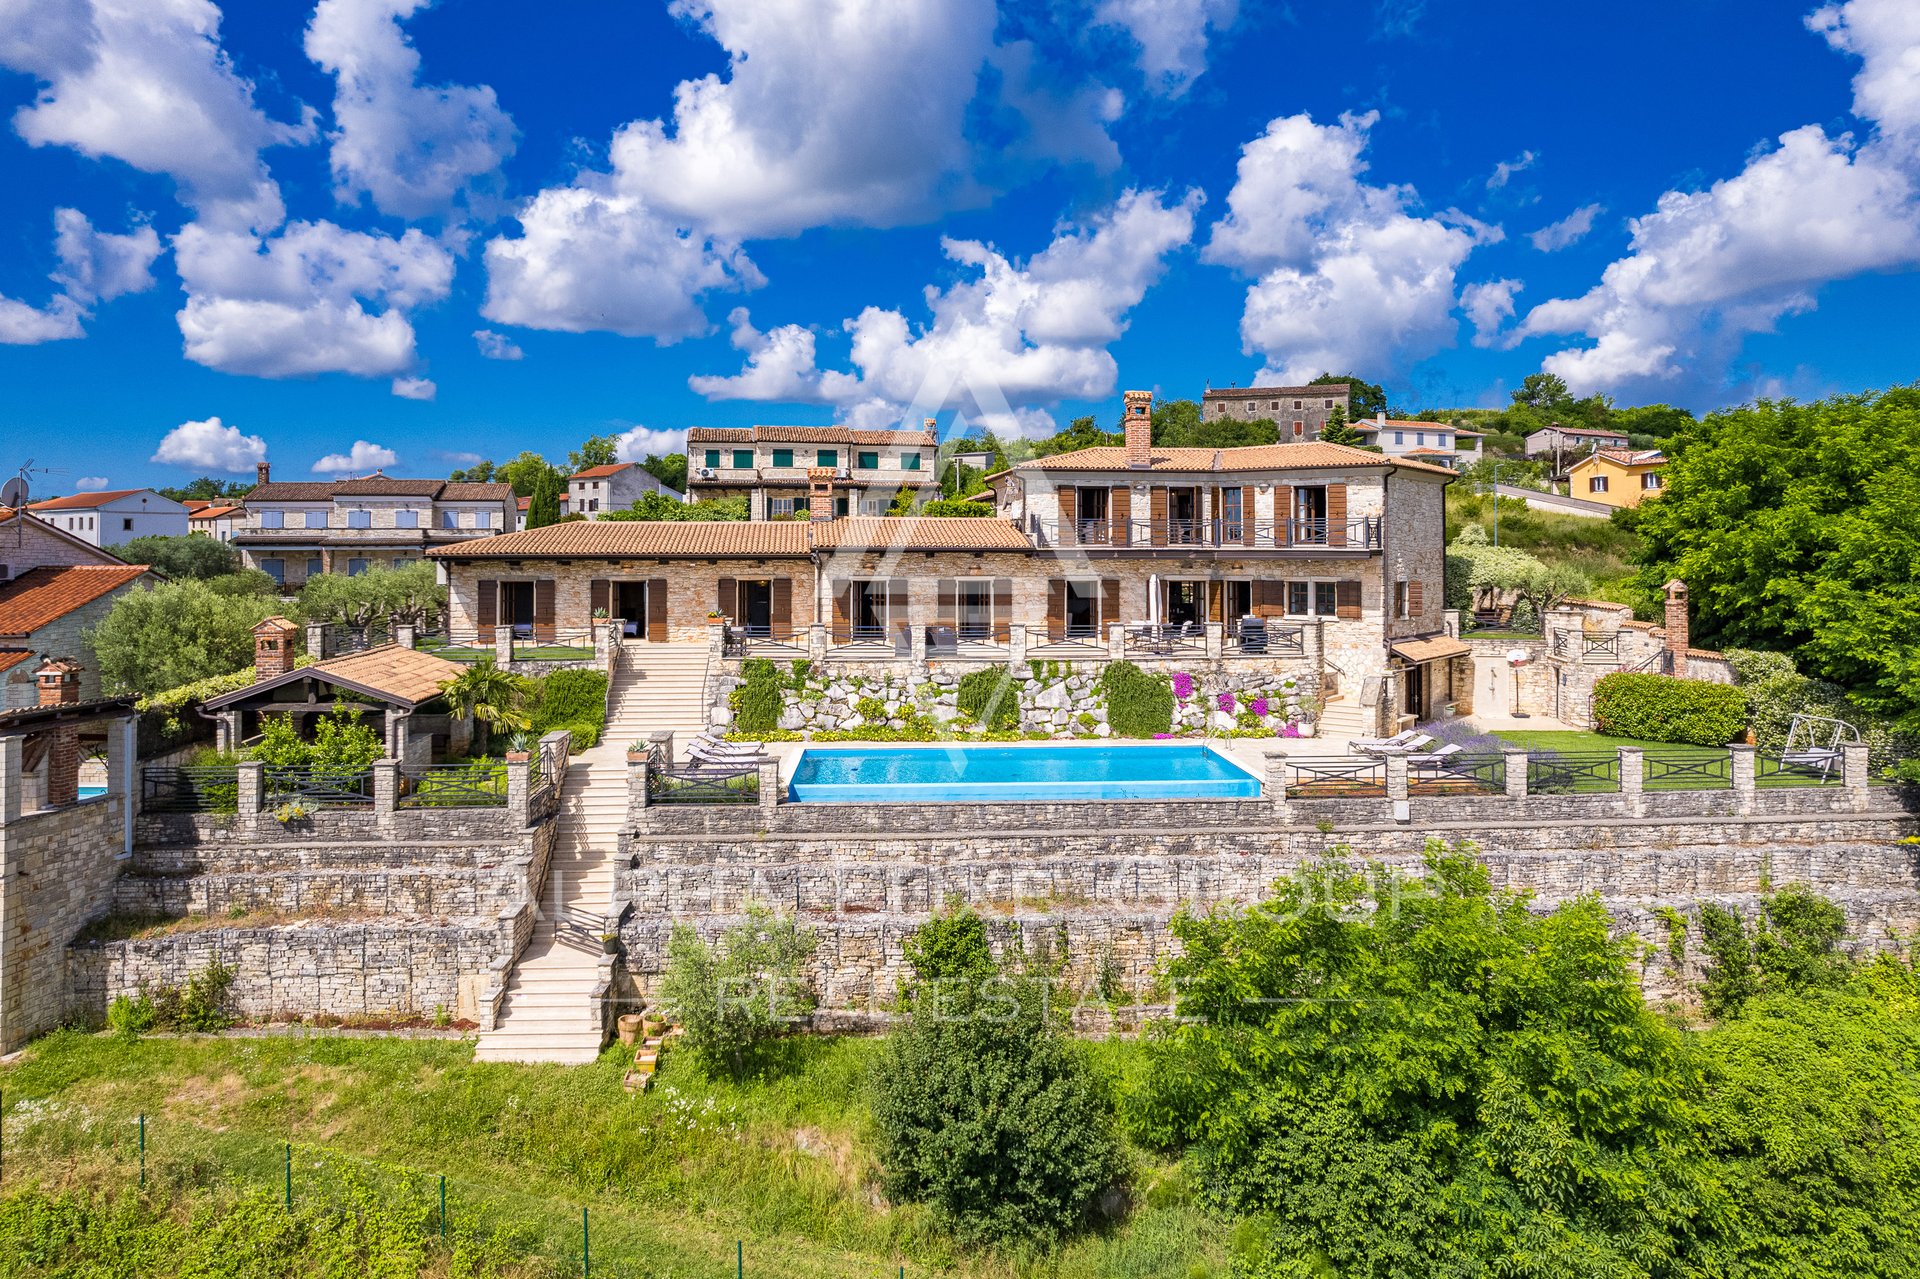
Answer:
[[1, 583, 145, 707], [1200, 384, 1351, 438]]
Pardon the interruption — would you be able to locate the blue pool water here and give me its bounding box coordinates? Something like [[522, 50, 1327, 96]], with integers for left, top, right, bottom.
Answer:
[[786, 743, 1262, 803], [78, 784, 106, 799]]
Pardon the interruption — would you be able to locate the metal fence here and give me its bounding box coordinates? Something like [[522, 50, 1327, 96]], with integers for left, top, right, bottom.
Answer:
[[264, 767, 376, 808], [397, 762, 508, 809], [645, 745, 760, 804], [1527, 751, 1622, 794], [1285, 757, 1387, 798], [140, 765, 239, 813], [1643, 750, 1733, 791], [1409, 752, 1506, 795]]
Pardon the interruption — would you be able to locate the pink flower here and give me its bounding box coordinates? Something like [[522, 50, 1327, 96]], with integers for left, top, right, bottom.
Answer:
[[1153, 732, 1173, 740], [1171, 671, 1194, 701], [1217, 692, 1235, 713], [1282, 723, 1301, 738], [1252, 697, 1270, 717]]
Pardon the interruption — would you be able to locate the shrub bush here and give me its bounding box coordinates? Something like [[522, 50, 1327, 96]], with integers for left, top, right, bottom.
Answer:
[[956, 668, 1020, 731], [730, 658, 785, 734], [532, 669, 608, 738], [658, 904, 816, 1076], [1099, 661, 1174, 737], [560, 720, 600, 752], [1591, 672, 1747, 745], [106, 993, 158, 1037]]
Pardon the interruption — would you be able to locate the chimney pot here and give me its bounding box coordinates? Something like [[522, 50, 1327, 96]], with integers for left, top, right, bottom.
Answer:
[[35, 657, 82, 707], [256, 461, 271, 487], [1663, 579, 1690, 675], [1376, 411, 1386, 425], [253, 616, 299, 679], [1123, 390, 1153, 470]]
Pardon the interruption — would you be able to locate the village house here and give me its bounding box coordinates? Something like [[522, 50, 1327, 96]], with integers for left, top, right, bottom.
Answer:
[[685, 423, 940, 517], [1350, 415, 1484, 469], [430, 391, 1465, 728], [1200, 382, 1351, 440], [565, 462, 682, 517], [186, 501, 243, 542], [26, 489, 188, 547], [1566, 448, 1667, 508], [0, 509, 153, 707], [1523, 423, 1629, 460], [233, 464, 515, 589]]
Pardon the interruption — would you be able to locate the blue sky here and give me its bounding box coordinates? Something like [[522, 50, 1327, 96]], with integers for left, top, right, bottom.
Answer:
[[2, 0, 1917, 493]]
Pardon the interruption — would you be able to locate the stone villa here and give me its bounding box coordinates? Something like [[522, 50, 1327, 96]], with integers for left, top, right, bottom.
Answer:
[[1200, 381, 1351, 439], [685, 423, 940, 518]]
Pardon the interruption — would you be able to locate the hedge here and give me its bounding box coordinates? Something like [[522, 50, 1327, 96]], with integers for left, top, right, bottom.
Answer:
[[956, 668, 1020, 731], [1591, 673, 1747, 746], [1099, 661, 1174, 738], [731, 658, 786, 734]]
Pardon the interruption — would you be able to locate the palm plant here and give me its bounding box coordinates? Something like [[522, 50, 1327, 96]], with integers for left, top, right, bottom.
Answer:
[[438, 660, 532, 756]]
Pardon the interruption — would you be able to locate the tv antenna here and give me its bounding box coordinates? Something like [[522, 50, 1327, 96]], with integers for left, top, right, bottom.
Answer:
[[5, 460, 59, 545]]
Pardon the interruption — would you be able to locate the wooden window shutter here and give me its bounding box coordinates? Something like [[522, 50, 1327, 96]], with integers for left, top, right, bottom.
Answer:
[[1274, 484, 1293, 546], [1059, 486, 1077, 543], [533, 579, 555, 639], [1327, 483, 1348, 548], [476, 579, 497, 637], [936, 579, 957, 626], [1110, 485, 1131, 546], [1208, 582, 1224, 623], [887, 579, 909, 637], [1149, 487, 1169, 546], [1241, 486, 1257, 547], [1253, 580, 1283, 618], [589, 578, 609, 616], [1409, 580, 1425, 616], [1101, 578, 1121, 629], [1336, 579, 1362, 619], [716, 576, 737, 620], [646, 578, 668, 641], [770, 577, 792, 637], [831, 583, 852, 642], [992, 578, 1012, 641], [1046, 580, 1065, 636], [1210, 486, 1222, 542]]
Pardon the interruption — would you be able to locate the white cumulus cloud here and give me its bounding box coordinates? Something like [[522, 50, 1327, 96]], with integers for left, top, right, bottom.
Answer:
[[1093, 0, 1238, 97], [150, 416, 267, 472], [0, 207, 161, 344], [1528, 203, 1603, 252], [1204, 110, 1496, 385], [312, 440, 399, 473], [603, 0, 998, 239], [1486, 150, 1536, 190], [690, 188, 1198, 420], [75, 475, 109, 490], [304, 0, 516, 219], [391, 375, 435, 399], [613, 425, 686, 461], [472, 328, 522, 360], [0, 0, 312, 230], [173, 219, 454, 377], [482, 185, 761, 340], [1461, 278, 1521, 348]]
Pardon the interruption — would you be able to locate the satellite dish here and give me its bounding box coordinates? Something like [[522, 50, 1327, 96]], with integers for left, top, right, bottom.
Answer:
[[0, 477, 26, 510]]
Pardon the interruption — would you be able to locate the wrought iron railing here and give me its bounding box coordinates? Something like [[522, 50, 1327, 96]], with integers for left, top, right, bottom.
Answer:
[[1223, 624, 1306, 656], [322, 622, 389, 655], [1043, 516, 1383, 551], [1527, 751, 1621, 794], [1285, 757, 1387, 798], [1124, 624, 1206, 657], [1757, 753, 1841, 786], [1643, 750, 1733, 790], [264, 767, 375, 807], [413, 630, 490, 661], [1550, 631, 1622, 661], [141, 765, 239, 814], [723, 625, 806, 658], [644, 744, 760, 804], [1409, 752, 1506, 794], [397, 762, 508, 808]]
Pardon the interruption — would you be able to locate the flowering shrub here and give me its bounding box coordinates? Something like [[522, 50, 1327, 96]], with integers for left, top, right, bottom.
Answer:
[[1217, 691, 1236, 714], [1282, 723, 1302, 738], [1171, 671, 1194, 701], [1252, 696, 1270, 717]]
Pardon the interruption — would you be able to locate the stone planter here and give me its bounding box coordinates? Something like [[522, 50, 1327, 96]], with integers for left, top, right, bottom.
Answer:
[[626, 749, 648, 765], [505, 750, 530, 764]]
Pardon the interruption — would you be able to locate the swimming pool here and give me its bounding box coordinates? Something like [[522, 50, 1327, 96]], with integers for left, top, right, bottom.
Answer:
[[786, 743, 1262, 803]]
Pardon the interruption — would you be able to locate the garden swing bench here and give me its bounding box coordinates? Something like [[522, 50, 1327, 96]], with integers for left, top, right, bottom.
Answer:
[[1779, 712, 1860, 781]]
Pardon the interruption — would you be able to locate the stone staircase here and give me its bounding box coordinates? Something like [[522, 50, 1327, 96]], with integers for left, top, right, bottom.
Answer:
[[1316, 694, 1374, 741], [473, 642, 711, 1064]]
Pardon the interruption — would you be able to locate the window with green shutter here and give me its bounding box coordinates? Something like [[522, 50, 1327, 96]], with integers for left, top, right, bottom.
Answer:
[[817, 449, 838, 467], [732, 449, 753, 469], [772, 448, 793, 468], [901, 453, 922, 471], [857, 451, 879, 469], [704, 449, 720, 468]]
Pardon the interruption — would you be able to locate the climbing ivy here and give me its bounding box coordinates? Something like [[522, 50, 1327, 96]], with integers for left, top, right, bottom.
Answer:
[[1099, 661, 1174, 737]]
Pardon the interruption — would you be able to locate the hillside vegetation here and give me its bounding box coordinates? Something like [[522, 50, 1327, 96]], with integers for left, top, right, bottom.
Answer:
[[1445, 488, 1647, 609]]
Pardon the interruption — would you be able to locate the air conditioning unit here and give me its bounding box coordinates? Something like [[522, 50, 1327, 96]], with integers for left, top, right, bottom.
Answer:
[[696, 467, 715, 479], [835, 467, 851, 480]]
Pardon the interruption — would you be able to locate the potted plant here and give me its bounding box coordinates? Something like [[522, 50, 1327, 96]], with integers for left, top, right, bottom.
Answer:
[[600, 932, 622, 956], [626, 740, 651, 764], [591, 606, 609, 641], [705, 610, 727, 626], [504, 730, 533, 764]]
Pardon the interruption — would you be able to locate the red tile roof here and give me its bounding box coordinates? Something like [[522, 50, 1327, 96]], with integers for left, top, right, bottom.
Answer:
[[247, 477, 515, 503], [0, 650, 32, 675], [1202, 382, 1349, 399], [811, 516, 1032, 552], [430, 520, 813, 560], [1000, 441, 1456, 478], [189, 504, 244, 520], [29, 489, 152, 511], [570, 463, 634, 479], [0, 565, 150, 636]]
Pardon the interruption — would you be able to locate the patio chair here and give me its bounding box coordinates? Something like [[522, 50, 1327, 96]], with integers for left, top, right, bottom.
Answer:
[[687, 739, 770, 767], [689, 729, 766, 755], [1350, 729, 1426, 754], [1406, 743, 1463, 767], [925, 625, 958, 655]]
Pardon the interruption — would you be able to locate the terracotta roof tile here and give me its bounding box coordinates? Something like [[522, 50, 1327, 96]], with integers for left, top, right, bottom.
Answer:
[[190, 504, 244, 520], [685, 427, 754, 443], [246, 481, 341, 501], [440, 482, 517, 502], [0, 565, 150, 636], [0, 650, 32, 674], [429, 520, 812, 560], [310, 645, 468, 706], [1004, 442, 1456, 478], [29, 489, 156, 510], [811, 516, 1032, 552], [246, 478, 514, 502], [1202, 383, 1348, 399], [570, 463, 633, 479], [1587, 449, 1665, 466]]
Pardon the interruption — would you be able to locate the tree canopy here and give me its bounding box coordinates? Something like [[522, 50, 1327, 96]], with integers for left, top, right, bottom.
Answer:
[[1630, 386, 1920, 733], [601, 493, 747, 521], [637, 452, 687, 493], [155, 477, 250, 503], [86, 578, 280, 697], [567, 434, 619, 473], [1312, 371, 1387, 419], [116, 534, 241, 581], [525, 465, 562, 528], [296, 562, 445, 627]]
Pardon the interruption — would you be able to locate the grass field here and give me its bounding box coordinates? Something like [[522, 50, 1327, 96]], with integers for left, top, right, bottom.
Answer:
[[1492, 729, 1839, 790], [1446, 489, 1647, 607], [0, 1031, 1234, 1278]]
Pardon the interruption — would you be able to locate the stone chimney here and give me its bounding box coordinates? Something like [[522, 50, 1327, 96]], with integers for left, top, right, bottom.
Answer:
[[1123, 390, 1153, 469], [1663, 579, 1689, 674], [1375, 411, 1386, 425], [256, 461, 271, 486], [923, 416, 937, 433], [35, 658, 82, 809], [807, 467, 836, 522], [253, 616, 299, 678]]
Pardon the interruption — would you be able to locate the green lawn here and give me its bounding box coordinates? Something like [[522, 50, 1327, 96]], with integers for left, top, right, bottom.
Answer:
[[1491, 730, 1837, 790], [0, 1031, 1230, 1279]]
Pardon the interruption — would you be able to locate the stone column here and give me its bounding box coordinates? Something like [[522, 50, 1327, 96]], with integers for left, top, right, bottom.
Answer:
[[1009, 623, 1027, 662], [1263, 750, 1290, 821], [393, 622, 416, 650], [1504, 750, 1529, 799], [648, 728, 677, 766], [507, 755, 531, 827], [707, 623, 726, 662], [494, 627, 514, 665], [808, 623, 829, 663], [373, 758, 400, 834], [1106, 622, 1125, 660], [237, 760, 265, 837], [909, 625, 927, 665], [0, 735, 22, 826], [629, 748, 650, 811], [757, 758, 781, 810], [1204, 621, 1223, 659], [1619, 747, 1644, 817], [1385, 753, 1409, 803], [216, 708, 242, 754], [1843, 743, 1871, 812], [1729, 743, 1757, 815], [305, 621, 328, 660]]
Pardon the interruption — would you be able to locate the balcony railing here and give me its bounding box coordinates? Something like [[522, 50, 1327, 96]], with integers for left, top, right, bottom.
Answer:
[[1038, 516, 1382, 550]]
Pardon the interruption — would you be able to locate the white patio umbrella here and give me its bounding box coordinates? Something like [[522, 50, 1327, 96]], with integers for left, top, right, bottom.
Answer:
[[1147, 573, 1159, 624]]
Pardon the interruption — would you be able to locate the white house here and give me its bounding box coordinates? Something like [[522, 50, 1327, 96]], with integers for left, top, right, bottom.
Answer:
[[186, 501, 244, 542], [1351, 416, 1484, 470], [565, 463, 681, 518], [27, 489, 189, 547]]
